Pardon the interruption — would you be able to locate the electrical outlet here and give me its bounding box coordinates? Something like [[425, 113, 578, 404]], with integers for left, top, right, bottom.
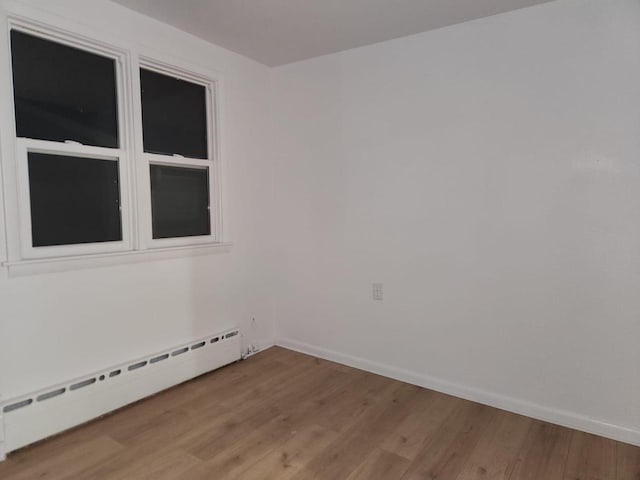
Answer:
[[372, 283, 383, 301]]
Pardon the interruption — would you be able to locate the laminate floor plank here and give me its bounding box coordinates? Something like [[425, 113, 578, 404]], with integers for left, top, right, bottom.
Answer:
[[400, 401, 497, 480], [507, 421, 573, 480], [346, 448, 411, 480], [455, 411, 532, 480], [381, 390, 461, 461], [617, 442, 640, 480], [563, 431, 617, 480], [239, 424, 338, 480], [0, 436, 123, 480]]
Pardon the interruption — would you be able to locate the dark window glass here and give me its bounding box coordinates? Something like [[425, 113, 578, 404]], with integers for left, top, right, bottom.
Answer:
[[141, 69, 208, 159], [28, 153, 122, 247], [150, 164, 210, 239], [10, 30, 119, 148]]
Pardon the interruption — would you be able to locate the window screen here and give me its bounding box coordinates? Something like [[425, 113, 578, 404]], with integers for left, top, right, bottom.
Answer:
[[140, 69, 208, 159], [28, 153, 122, 247], [10, 30, 119, 148], [150, 164, 210, 239]]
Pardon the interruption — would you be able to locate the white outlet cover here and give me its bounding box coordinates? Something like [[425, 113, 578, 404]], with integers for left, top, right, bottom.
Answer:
[[372, 283, 383, 301]]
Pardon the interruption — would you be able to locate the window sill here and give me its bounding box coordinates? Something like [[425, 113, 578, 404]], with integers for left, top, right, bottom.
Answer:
[[1, 242, 232, 277]]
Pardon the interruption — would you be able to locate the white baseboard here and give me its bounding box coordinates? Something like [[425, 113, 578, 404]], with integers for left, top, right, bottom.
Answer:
[[276, 337, 640, 447]]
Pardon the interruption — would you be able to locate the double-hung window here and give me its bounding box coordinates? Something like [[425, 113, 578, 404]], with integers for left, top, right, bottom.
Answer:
[[139, 63, 218, 248], [3, 20, 222, 268], [10, 28, 132, 259]]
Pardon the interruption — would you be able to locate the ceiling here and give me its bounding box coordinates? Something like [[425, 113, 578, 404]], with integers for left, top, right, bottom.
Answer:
[[111, 0, 555, 66]]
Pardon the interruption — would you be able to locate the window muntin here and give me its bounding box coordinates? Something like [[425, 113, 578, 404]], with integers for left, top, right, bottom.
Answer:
[[140, 68, 207, 159], [150, 164, 210, 239], [10, 30, 119, 148], [28, 152, 122, 247]]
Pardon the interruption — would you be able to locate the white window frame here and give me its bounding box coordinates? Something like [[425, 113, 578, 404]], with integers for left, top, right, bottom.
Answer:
[[136, 58, 222, 250], [0, 14, 226, 274], [7, 19, 134, 260]]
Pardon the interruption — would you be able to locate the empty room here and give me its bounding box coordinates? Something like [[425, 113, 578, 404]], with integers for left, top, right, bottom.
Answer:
[[0, 0, 638, 478]]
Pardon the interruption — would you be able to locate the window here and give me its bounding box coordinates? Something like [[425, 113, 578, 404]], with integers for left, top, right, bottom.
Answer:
[[9, 28, 130, 259], [139, 64, 217, 248], [2, 20, 221, 267]]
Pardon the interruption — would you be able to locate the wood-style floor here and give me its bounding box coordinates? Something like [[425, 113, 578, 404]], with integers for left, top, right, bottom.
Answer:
[[0, 346, 638, 479]]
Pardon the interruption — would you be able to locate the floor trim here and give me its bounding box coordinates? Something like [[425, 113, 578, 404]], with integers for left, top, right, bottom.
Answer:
[[276, 337, 640, 447]]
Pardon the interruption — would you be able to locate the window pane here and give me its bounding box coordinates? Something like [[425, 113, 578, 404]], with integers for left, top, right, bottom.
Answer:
[[141, 69, 208, 159], [28, 153, 122, 247], [10, 30, 119, 148], [150, 164, 210, 239]]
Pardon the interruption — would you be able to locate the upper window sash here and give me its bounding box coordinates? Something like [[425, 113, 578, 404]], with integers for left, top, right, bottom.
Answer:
[[7, 20, 131, 153], [140, 67, 207, 159], [138, 58, 216, 162], [10, 29, 120, 149]]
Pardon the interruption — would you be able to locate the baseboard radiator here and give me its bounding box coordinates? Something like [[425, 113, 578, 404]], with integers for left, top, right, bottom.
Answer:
[[0, 328, 241, 458]]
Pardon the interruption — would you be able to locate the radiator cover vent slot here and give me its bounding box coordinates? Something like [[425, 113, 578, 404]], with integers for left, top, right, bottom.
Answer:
[[70, 378, 96, 391], [128, 361, 147, 371], [150, 354, 169, 364], [2, 399, 32, 413], [36, 388, 66, 402]]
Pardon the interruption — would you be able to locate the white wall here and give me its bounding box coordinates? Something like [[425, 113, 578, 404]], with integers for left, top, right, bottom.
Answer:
[[0, 0, 276, 397], [272, 0, 640, 442]]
